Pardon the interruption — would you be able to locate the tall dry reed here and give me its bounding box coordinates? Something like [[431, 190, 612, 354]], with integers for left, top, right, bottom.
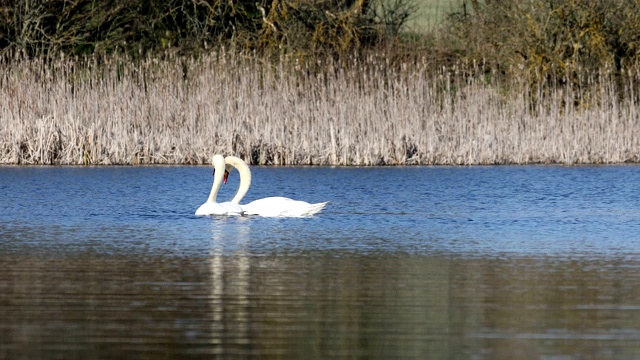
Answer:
[[1, 52, 639, 165]]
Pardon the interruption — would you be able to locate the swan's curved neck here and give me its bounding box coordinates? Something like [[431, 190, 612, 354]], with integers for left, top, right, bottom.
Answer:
[[224, 156, 251, 204], [208, 156, 226, 203]]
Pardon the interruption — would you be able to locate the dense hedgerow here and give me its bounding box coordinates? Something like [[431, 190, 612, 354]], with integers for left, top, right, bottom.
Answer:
[[3, 0, 640, 81], [447, 0, 640, 85], [0, 0, 416, 59]]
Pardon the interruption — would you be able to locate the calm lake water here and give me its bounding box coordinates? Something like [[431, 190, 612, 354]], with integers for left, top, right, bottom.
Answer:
[[1, 165, 640, 359]]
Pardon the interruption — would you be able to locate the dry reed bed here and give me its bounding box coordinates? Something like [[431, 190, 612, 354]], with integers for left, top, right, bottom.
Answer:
[[1, 53, 639, 165]]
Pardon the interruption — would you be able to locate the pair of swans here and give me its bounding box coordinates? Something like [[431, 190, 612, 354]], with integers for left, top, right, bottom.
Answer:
[[195, 155, 328, 217]]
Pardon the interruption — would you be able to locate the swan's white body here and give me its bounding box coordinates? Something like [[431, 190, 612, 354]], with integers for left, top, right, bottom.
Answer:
[[240, 196, 328, 217], [195, 201, 243, 216], [195, 155, 245, 216], [224, 156, 328, 217]]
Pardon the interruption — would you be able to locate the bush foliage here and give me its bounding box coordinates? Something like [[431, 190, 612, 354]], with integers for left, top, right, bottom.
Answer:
[[2, 0, 640, 88], [0, 0, 415, 58], [447, 0, 640, 84]]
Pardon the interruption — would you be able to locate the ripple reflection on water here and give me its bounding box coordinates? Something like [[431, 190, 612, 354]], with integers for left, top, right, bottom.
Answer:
[[1, 165, 640, 358]]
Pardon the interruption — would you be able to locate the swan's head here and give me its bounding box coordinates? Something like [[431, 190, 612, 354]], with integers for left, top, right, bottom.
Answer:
[[217, 163, 236, 184], [211, 155, 230, 184], [212, 169, 230, 183], [211, 156, 249, 196]]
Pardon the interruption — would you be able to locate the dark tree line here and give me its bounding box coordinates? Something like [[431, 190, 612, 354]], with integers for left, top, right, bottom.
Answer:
[[0, 0, 415, 58]]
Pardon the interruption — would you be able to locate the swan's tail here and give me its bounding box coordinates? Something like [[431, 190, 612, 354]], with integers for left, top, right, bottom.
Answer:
[[304, 201, 328, 216]]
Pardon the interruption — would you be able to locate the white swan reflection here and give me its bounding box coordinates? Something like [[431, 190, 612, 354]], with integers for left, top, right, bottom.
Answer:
[[207, 218, 251, 352]]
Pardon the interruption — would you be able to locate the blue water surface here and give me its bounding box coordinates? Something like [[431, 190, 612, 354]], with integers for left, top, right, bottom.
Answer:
[[1, 165, 640, 359], [2, 165, 639, 258]]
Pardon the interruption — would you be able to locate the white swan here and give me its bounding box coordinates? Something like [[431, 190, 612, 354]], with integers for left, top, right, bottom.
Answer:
[[195, 154, 245, 216], [222, 156, 328, 217]]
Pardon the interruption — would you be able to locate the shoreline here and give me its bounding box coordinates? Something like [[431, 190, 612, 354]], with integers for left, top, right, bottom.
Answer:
[[3, 161, 640, 167]]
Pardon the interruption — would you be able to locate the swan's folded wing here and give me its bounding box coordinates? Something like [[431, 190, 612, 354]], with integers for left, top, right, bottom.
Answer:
[[282, 201, 328, 217], [242, 197, 327, 217]]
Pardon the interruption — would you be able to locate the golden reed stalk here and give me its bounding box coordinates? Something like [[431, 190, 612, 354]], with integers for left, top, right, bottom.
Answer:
[[1, 52, 639, 165]]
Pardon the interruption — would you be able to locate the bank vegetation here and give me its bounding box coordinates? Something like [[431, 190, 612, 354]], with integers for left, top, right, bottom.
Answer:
[[1, 0, 640, 165]]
